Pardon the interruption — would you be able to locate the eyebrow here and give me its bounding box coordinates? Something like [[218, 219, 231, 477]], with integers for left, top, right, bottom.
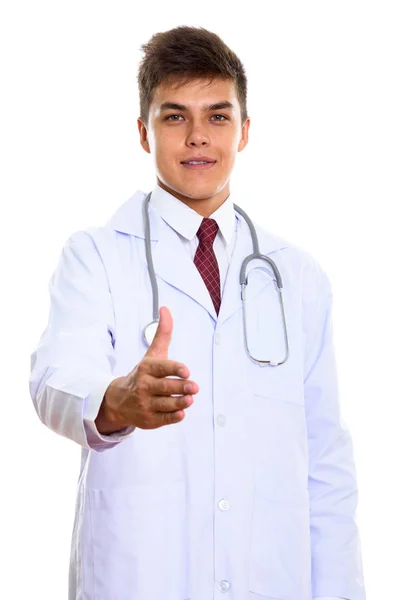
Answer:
[[159, 101, 234, 112]]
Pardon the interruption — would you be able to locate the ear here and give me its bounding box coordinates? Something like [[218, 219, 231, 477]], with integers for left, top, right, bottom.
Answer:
[[238, 117, 250, 152], [137, 118, 151, 154]]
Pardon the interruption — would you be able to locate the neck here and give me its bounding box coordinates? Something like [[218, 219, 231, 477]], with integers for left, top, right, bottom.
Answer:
[[156, 179, 229, 217]]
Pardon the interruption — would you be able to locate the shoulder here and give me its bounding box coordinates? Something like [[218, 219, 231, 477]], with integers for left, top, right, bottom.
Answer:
[[64, 225, 121, 259]]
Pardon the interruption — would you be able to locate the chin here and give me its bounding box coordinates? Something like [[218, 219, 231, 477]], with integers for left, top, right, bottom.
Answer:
[[159, 174, 222, 201], [181, 186, 220, 200]]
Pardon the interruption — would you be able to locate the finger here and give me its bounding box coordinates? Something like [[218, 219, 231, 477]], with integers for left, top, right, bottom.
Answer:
[[150, 377, 199, 397], [156, 409, 186, 427], [144, 358, 190, 380], [151, 394, 194, 413], [144, 306, 173, 359]]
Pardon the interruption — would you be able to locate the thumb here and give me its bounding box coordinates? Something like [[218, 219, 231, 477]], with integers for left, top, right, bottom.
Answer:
[[144, 306, 173, 359]]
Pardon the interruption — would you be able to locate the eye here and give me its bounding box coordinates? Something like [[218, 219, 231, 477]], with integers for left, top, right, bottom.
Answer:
[[165, 114, 184, 121], [211, 114, 228, 121]]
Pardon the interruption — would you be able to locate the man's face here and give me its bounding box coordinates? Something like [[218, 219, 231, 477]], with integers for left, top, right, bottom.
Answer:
[[138, 77, 250, 214]]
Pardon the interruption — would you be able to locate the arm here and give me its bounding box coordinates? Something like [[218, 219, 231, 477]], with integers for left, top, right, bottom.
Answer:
[[29, 230, 136, 452], [303, 263, 366, 600]]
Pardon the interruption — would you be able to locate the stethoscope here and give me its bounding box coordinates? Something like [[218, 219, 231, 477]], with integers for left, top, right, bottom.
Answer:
[[142, 191, 289, 366]]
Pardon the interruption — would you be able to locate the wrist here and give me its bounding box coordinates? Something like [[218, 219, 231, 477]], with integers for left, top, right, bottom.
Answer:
[[95, 376, 129, 434]]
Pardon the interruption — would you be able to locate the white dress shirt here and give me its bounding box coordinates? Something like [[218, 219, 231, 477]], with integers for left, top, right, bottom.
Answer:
[[149, 183, 348, 600]]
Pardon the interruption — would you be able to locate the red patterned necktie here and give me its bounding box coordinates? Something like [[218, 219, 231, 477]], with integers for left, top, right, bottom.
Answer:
[[194, 218, 221, 315]]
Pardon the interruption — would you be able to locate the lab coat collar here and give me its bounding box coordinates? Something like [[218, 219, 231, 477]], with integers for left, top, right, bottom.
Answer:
[[149, 183, 236, 246], [106, 189, 289, 323]]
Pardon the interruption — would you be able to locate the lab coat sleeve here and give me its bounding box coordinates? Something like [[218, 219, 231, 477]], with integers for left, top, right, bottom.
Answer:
[[29, 230, 136, 452], [303, 263, 366, 600]]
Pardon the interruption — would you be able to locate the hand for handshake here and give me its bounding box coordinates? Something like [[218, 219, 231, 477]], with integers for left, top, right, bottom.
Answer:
[[95, 306, 199, 433]]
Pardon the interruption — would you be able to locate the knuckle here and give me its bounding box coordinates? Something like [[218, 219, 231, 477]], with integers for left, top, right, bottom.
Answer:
[[156, 362, 166, 377], [154, 412, 165, 427], [156, 408, 169, 425], [158, 396, 168, 411], [136, 377, 149, 394], [160, 379, 169, 394], [137, 359, 147, 372], [165, 411, 176, 424]]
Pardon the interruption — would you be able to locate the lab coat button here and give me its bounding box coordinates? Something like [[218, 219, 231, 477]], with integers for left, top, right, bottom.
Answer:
[[214, 333, 220, 344], [218, 499, 230, 511], [216, 414, 226, 427], [218, 580, 230, 592]]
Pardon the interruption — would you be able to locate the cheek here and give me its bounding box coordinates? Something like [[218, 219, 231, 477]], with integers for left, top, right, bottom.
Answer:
[[220, 147, 237, 168], [156, 133, 180, 158], [154, 142, 172, 166], [218, 131, 241, 156]]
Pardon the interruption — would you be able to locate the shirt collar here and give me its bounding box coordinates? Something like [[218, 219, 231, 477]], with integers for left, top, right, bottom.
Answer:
[[149, 183, 236, 245]]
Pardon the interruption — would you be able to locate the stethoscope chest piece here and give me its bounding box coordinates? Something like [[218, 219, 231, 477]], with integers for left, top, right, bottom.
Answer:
[[143, 319, 159, 346]]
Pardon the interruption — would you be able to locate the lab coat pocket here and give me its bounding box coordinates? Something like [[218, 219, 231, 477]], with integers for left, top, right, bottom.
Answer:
[[249, 390, 309, 505], [252, 377, 304, 408], [249, 338, 304, 407], [85, 481, 191, 600], [248, 489, 312, 600]]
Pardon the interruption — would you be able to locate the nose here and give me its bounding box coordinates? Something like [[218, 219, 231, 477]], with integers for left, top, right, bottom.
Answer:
[[185, 124, 210, 147]]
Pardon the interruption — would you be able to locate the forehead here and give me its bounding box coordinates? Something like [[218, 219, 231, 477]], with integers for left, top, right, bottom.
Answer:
[[150, 77, 239, 109]]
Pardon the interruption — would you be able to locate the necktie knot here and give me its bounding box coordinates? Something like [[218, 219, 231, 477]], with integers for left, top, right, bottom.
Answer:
[[196, 218, 219, 247]]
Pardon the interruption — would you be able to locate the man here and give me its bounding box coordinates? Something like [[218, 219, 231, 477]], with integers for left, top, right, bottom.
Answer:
[[29, 25, 366, 600]]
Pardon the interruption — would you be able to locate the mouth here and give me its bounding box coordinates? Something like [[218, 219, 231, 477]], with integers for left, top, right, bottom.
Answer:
[[181, 160, 216, 171]]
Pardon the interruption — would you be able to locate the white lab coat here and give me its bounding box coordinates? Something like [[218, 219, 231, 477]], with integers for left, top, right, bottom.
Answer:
[[29, 189, 366, 600]]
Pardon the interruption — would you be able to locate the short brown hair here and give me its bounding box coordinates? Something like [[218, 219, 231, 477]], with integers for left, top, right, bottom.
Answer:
[[137, 25, 248, 127]]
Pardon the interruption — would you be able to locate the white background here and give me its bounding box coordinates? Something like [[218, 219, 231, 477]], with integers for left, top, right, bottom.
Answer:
[[1, 1, 399, 598]]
